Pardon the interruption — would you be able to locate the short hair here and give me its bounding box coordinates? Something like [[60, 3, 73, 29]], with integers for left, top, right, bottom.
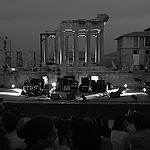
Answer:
[[72, 118, 102, 150], [1, 112, 18, 132], [132, 112, 147, 130], [112, 115, 126, 131], [18, 116, 54, 146]]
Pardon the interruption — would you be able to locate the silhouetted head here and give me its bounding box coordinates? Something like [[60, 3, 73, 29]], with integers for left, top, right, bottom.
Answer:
[[72, 118, 102, 150], [18, 116, 57, 149], [132, 111, 147, 130], [1, 112, 18, 132]]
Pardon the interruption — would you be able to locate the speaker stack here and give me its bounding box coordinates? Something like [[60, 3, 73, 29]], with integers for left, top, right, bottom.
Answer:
[[97, 80, 106, 93], [81, 77, 90, 86], [56, 78, 64, 91], [91, 80, 97, 92], [79, 77, 90, 93]]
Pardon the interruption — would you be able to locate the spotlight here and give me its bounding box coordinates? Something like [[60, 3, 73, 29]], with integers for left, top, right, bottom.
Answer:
[[12, 84, 15, 88], [143, 88, 146, 92], [124, 84, 127, 88], [52, 82, 56, 87]]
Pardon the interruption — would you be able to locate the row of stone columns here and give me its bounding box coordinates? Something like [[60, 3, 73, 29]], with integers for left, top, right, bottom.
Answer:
[[41, 29, 104, 67]]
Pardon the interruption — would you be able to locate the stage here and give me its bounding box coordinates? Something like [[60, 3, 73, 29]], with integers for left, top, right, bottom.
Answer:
[[0, 88, 150, 119]]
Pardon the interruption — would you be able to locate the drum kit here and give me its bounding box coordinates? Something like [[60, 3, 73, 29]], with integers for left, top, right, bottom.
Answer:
[[21, 79, 42, 97]]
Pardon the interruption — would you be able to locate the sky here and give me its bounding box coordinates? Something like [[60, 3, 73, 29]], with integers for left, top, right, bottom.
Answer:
[[0, 0, 150, 54]]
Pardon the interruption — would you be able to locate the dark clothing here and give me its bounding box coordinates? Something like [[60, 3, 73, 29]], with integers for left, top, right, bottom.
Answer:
[[24, 146, 43, 150], [101, 126, 111, 139], [130, 129, 150, 150]]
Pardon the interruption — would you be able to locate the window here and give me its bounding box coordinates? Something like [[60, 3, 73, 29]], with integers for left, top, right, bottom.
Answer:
[[146, 50, 150, 54], [4, 40, 7, 50], [16, 51, 23, 67], [133, 50, 138, 54], [5, 57, 11, 66], [133, 37, 138, 47], [145, 37, 150, 46], [118, 38, 123, 48], [139, 37, 144, 46]]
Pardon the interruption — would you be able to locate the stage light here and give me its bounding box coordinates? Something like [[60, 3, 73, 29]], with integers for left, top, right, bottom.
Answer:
[[52, 82, 56, 87], [124, 84, 127, 88], [12, 84, 15, 88], [91, 76, 98, 82], [143, 88, 146, 92]]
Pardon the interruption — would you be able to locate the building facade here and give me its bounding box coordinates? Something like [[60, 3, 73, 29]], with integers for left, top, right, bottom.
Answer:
[[116, 28, 150, 70], [0, 36, 40, 70], [0, 36, 12, 69]]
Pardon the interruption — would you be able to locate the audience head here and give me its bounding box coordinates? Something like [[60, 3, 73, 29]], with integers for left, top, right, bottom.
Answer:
[[112, 114, 129, 131], [52, 117, 70, 145], [18, 116, 57, 149], [1, 111, 18, 132], [132, 111, 147, 130], [72, 118, 102, 150]]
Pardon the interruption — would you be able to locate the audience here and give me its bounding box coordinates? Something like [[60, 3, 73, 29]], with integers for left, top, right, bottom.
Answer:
[[101, 117, 111, 139], [130, 111, 150, 150], [1, 111, 25, 149], [72, 117, 113, 150], [0, 127, 10, 150], [18, 116, 57, 150], [1, 103, 150, 150], [52, 116, 71, 150], [111, 114, 130, 150]]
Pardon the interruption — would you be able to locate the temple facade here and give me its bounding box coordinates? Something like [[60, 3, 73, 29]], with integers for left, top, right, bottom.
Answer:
[[40, 14, 110, 82]]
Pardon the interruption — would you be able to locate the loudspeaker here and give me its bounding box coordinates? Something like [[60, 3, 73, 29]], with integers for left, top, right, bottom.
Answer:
[[91, 80, 97, 92], [66, 94, 76, 100], [110, 92, 120, 98], [81, 77, 90, 86], [51, 94, 61, 100], [63, 85, 71, 91], [80, 86, 89, 93], [71, 84, 78, 91], [63, 76, 75, 84], [56, 78, 64, 91], [97, 80, 106, 92]]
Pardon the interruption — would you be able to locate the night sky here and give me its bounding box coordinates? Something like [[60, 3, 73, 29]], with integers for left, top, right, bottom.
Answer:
[[0, 0, 150, 54]]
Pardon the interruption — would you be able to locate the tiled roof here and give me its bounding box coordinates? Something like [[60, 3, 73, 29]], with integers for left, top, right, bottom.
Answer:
[[115, 31, 150, 40]]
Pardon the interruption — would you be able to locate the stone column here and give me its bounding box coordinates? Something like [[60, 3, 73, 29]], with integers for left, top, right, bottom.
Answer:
[[86, 29, 91, 67], [97, 29, 104, 65], [44, 37, 48, 66], [73, 30, 79, 67], [100, 29, 104, 65], [54, 36, 59, 64], [65, 35, 69, 65], [40, 34, 43, 65], [60, 31, 65, 67], [95, 32, 98, 63]]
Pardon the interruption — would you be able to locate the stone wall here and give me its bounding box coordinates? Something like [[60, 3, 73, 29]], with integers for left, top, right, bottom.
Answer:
[[1, 70, 150, 89]]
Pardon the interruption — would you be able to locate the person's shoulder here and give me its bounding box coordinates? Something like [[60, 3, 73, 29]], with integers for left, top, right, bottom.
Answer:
[[58, 145, 70, 150], [100, 137, 113, 150]]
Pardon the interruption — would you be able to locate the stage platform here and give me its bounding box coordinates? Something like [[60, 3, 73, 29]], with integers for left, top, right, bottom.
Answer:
[[1, 88, 150, 119]]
